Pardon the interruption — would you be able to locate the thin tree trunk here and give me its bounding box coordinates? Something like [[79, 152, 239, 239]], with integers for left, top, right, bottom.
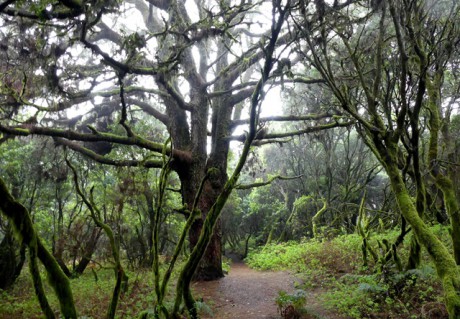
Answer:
[[0, 177, 77, 318], [74, 229, 101, 276], [427, 75, 460, 265], [312, 199, 327, 239]]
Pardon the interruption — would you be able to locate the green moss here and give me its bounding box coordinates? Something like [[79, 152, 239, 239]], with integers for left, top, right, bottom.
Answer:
[[312, 199, 327, 239], [28, 238, 54, 319], [386, 163, 460, 318], [0, 177, 77, 318]]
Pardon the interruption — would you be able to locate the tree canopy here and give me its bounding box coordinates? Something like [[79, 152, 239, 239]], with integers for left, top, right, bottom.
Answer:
[[1, 0, 460, 318]]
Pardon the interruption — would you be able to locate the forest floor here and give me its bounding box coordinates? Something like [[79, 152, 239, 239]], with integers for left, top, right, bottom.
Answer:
[[193, 261, 345, 319]]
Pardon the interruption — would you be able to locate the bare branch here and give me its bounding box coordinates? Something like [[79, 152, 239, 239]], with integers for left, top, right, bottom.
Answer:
[[126, 98, 168, 124], [0, 0, 16, 12]]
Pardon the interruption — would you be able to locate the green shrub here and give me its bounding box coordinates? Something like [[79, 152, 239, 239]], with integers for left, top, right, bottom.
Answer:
[[246, 235, 363, 287], [247, 228, 447, 318], [323, 265, 443, 318], [276, 289, 307, 319]]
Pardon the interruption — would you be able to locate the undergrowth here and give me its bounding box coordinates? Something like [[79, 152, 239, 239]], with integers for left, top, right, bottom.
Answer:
[[246, 228, 449, 318], [0, 260, 187, 319], [276, 289, 307, 319], [246, 233, 364, 287]]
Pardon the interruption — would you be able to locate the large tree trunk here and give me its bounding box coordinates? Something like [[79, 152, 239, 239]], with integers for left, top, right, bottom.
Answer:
[[183, 168, 226, 281], [189, 218, 223, 281]]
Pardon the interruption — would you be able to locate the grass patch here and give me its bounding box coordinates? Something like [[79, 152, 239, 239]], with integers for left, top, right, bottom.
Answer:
[[0, 259, 191, 318]]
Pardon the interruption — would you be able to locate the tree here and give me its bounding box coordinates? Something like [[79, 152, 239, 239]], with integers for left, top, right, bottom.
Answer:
[[0, 138, 49, 288], [0, 0, 348, 282], [292, 0, 460, 316], [1, 0, 341, 316], [261, 124, 387, 238]]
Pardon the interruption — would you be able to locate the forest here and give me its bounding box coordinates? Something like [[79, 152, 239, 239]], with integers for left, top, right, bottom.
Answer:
[[0, 0, 459, 318]]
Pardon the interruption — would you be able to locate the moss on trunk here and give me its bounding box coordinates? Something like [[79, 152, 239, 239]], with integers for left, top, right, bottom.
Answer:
[[0, 225, 25, 290], [426, 76, 460, 265], [382, 150, 460, 318], [312, 199, 327, 239], [0, 177, 77, 318], [29, 237, 55, 319]]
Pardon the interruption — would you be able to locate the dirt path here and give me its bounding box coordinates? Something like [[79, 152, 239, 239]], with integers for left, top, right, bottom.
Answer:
[[192, 262, 299, 319]]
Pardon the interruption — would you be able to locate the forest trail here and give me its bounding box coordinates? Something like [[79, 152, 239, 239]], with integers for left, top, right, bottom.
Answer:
[[192, 261, 298, 318], [192, 260, 347, 319]]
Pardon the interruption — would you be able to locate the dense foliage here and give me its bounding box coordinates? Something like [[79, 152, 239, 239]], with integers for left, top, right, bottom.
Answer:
[[1, 0, 459, 318], [247, 227, 450, 318]]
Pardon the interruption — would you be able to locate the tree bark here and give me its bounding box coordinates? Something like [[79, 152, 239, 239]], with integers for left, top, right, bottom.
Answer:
[[379, 143, 460, 318], [0, 177, 77, 318], [74, 228, 101, 275], [0, 225, 26, 289], [189, 218, 223, 280], [183, 171, 225, 281]]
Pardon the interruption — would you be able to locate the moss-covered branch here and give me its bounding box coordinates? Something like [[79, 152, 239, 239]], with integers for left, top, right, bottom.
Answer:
[[0, 124, 192, 164], [0, 177, 77, 318], [312, 199, 327, 239], [28, 236, 55, 319], [67, 159, 128, 319], [157, 168, 210, 318], [149, 139, 174, 318], [426, 75, 460, 265], [230, 112, 340, 127], [381, 143, 460, 317], [356, 192, 377, 267], [228, 120, 354, 142], [57, 138, 163, 168], [235, 174, 302, 190]]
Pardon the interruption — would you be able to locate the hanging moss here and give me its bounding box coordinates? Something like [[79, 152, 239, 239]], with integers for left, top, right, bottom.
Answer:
[[406, 235, 421, 270]]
